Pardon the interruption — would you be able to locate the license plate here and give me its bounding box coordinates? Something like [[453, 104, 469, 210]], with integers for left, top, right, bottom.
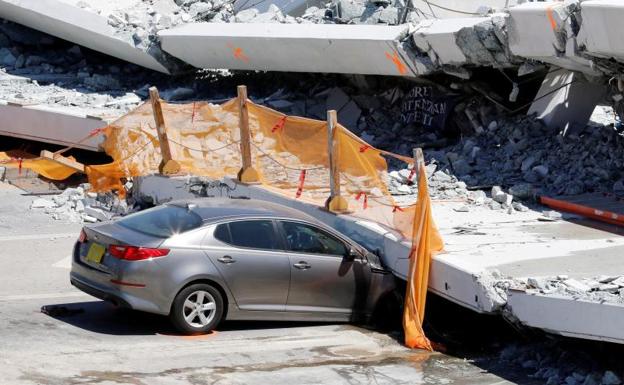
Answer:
[[85, 243, 106, 264]]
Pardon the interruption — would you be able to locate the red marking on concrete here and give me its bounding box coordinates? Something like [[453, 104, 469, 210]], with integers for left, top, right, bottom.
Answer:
[[385, 50, 408, 75], [228, 44, 250, 62]]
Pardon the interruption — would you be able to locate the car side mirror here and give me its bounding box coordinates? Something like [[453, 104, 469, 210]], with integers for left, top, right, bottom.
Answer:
[[345, 247, 359, 261]]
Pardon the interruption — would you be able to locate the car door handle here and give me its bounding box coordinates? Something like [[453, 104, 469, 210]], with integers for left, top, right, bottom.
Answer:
[[217, 255, 236, 264], [293, 261, 311, 270]]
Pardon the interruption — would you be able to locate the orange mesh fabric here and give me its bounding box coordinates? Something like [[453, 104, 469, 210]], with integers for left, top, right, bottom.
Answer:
[[0, 151, 78, 180], [403, 164, 444, 350]]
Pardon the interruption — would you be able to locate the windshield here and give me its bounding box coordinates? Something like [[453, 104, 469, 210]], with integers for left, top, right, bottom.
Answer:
[[117, 205, 203, 238]]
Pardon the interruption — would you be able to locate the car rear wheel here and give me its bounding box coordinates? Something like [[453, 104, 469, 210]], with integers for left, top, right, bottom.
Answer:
[[170, 284, 224, 335]]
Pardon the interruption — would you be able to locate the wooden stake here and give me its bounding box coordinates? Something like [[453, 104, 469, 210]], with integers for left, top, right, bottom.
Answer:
[[40, 150, 85, 173], [414, 147, 424, 180], [149, 87, 180, 175], [325, 110, 348, 213], [236, 85, 260, 183]]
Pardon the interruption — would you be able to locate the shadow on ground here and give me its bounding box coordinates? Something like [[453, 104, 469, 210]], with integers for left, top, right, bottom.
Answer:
[[41, 300, 334, 336]]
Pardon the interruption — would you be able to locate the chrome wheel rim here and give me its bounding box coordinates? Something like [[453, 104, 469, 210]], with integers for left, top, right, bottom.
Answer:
[[182, 290, 216, 328]]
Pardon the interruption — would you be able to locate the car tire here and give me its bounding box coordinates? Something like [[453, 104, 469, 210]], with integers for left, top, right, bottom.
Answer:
[[170, 283, 224, 335]]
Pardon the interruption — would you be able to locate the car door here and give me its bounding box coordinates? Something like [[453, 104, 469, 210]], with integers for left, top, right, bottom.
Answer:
[[205, 219, 291, 311], [278, 220, 370, 315]]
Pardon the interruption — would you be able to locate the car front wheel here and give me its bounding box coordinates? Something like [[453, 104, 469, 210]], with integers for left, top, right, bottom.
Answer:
[[170, 283, 224, 335]]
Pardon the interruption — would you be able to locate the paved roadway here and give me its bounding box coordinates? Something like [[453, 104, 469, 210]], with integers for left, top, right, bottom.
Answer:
[[0, 182, 534, 385]]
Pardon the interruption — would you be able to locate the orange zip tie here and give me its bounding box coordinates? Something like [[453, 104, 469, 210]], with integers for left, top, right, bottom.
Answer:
[[296, 169, 306, 199], [18, 158, 22, 176], [271, 116, 287, 133], [393, 206, 404, 213], [359, 145, 371, 153], [355, 192, 368, 209]]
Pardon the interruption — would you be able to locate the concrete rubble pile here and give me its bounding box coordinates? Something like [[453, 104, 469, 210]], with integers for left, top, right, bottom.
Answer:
[[420, 107, 624, 198], [0, 19, 154, 115], [30, 183, 136, 223], [518, 275, 624, 306], [499, 342, 623, 385]]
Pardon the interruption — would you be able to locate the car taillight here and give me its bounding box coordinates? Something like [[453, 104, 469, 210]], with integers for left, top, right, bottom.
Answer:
[[108, 245, 170, 261], [78, 229, 87, 243]]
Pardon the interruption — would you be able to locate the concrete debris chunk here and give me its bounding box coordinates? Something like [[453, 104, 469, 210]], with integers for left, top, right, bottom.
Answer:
[[602, 371, 622, 385], [31, 198, 55, 209], [563, 279, 591, 293]]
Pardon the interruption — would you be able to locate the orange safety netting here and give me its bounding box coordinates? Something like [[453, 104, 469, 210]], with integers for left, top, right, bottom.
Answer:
[[402, 163, 444, 350], [1, 96, 443, 349], [0, 151, 78, 180]]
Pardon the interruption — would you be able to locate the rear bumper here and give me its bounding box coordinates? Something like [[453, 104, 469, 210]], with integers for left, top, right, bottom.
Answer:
[[70, 276, 131, 308], [69, 270, 168, 315]]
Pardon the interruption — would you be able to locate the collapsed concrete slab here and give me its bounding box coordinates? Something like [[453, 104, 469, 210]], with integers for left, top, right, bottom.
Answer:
[[160, 23, 426, 76], [507, 292, 624, 344], [412, 16, 512, 68], [0, 0, 171, 73], [577, 0, 624, 62], [0, 100, 107, 151], [159, 18, 517, 77], [527, 68, 607, 133], [507, 1, 597, 75]]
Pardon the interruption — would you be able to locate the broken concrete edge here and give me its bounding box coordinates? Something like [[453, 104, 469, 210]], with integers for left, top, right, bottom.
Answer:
[[158, 19, 521, 78], [0, 100, 109, 151], [507, 290, 624, 344], [0, 0, 172, 74]]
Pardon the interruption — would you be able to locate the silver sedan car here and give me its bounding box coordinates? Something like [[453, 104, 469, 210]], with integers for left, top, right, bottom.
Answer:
[[70, 198, 397, 334]]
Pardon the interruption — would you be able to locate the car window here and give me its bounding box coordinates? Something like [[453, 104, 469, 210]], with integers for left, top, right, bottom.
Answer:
[[213, 223, 231, 244], [226, 220, 279, 250], [281, 221, 347, 256], [117, 205, 202, 238]]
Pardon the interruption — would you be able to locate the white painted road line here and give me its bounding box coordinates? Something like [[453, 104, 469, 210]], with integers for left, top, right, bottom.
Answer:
[[0, 292, 89, 302], [0, 233, 78, 242]]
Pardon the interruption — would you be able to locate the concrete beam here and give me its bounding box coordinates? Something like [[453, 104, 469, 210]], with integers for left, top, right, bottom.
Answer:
[[508, 2, 567, 58], [527, 68, 606, 133], [0, 101, 107, 151], [577, 0, 624, 62], [507, 291, 624, 344], [159, 23, 428, 77], [0, 0, 170, 73], [412, 17, 509, 67], [508, 1, 598, 75]]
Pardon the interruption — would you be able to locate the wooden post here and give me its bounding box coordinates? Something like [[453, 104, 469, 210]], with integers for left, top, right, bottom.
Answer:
[[413, 147, 424, 180], [149, 87, 180, 175], [325, 110, 349, 213], [236, 85, 260, 183], [40, 150, 85, 173]]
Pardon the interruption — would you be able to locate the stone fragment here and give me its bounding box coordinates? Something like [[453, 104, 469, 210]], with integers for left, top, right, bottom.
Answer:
[[602, 371, 622, 385], [509, 183, 533, 200], [491, 186, 508, 204], [84, 207, 112, 222], [31, 198, 55, 209], [563, 279, 591, 293], [396, 184, 411, 194]]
